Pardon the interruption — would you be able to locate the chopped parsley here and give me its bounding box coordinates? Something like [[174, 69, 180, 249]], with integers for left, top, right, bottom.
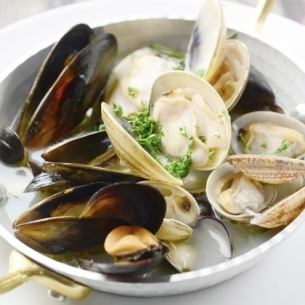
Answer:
[[208, 149, 217, 161], [228, 32, 238, 39], [275, 140, 290, 154], [128, 87, 138, 98], [113, 104, 123, 117], [165, 153, 192, 178], [179, 127, 193, 141], [149, 44, 185, 59], [125, 109, 163, 158], [174, 59, 185, 70], [199, 135, 207, 143]]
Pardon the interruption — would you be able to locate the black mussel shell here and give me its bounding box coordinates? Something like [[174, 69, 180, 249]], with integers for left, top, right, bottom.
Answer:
[[15, 182, 108, 227], [42, 162, 141, 185], [15, 217, 126, 254], [232, 66, 284, 116], [41, 130, 113, 164], [79, 246, 167, 276], [81, 182, 166, 234], [18, 24, 94, 141], [24, 172, 73, 193], [24, 32, 117, 148], [0, 127, 24, 165]]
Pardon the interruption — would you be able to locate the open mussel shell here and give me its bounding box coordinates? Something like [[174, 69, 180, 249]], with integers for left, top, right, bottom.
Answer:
[[15, 182, 166, 254], [227, 154, 305, 184], [42, 130, 113, 164], [42, 162, 141, 186], [165, 217, 232, 272], [0, 127, 24, 165], [185, 0, 226, 80], [81, 183, 166, 234], [231, 111, 305, 158], [24, 32, 117, 149], [15, 217, 125, 254], [101, 102, 182, 185], [232, 66, 284, 116], [139, 180, 200, 226], [150, 71, 231, 171], [15, 182, 108, 226], [79, 246, 167, 276], [210, 39, 250, 111], [18, 24, 94, 141]]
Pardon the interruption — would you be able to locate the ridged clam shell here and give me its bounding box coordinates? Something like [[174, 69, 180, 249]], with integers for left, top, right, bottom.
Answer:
[[227, 154, 305, 184], [251, 184, 305, 228], [156, 218, 192, 242]]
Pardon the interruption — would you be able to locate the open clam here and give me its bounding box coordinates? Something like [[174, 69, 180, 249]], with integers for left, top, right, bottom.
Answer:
[[206, 156, 305, 227], [232, 111, 305, 158], [102, 71, 231, 188]]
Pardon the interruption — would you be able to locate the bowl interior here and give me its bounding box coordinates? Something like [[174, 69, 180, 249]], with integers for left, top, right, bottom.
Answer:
[[0, 18, 305, 294]]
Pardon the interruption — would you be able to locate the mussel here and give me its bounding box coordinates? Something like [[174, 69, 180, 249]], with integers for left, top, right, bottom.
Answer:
[[18, 24, 117, 149], [15, 182, 166, 254]]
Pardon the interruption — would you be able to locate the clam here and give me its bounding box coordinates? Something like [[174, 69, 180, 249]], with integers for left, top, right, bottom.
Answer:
[[105, 47, 179, 115], [206, 157, 305, 227], [209, 39, 250, 111], [80, 226, 166, 275], [15, 182, 166, 254], [102, 71, 231, 187], [0, 127, 24, 165], [18, 24, 117, 149], [165, 217, 232, 272], [232, 111, 305, 158], [139, 180, 200, 226], [185, 0, 226, 80]]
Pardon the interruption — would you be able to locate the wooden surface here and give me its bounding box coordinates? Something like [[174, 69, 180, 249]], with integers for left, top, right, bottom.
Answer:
[[0, 0, 304, 29]]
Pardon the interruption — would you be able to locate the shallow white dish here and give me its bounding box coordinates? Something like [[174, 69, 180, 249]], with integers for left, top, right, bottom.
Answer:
[[1, 0, 305, 298]]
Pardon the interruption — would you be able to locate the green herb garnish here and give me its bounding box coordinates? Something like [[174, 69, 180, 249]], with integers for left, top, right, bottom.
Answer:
[[275, 140, 290, 153], [113, 104, 123, 117], [228, 32, 238, 39], [179, 127, 193, 141], [199, 135, 207, 143], [126, 108, 162, 157], [165, 153, 192, 178], [238, 130, 251, 152], [174, 59, 185, 70], [149, 44, 185, 59], [128, 87, 139, 98], [208, 149, 217, 161]]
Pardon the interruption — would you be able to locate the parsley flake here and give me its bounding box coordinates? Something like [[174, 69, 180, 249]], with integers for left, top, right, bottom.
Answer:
[[275, 140, 290, 153], [128, 87, 139, 98]]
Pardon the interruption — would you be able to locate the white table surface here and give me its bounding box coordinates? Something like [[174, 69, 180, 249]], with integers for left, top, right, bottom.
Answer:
[[0, 1, 305, 304]]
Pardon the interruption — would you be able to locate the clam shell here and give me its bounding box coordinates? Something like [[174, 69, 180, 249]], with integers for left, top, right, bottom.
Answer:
[[210, 39, 250, 111], [139, 180, 200, 226], [101, 102, 182, 185], [185, 0, 226, 80], [231, 111, 305, 157], [227, 154, 305, 184], [156, 218, 193, 242]]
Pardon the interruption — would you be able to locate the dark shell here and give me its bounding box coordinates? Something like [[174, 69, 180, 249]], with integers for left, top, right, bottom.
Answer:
[[15, 182, 108, 227], [42, 162, 141, 185], [15, 217, 125, 254], [81, 183, 166, 234], [24, 33, 117, 148], [232, 66, 284, 117], [41, 130, 113, 164], [79, 246, 167, 275], [0, 127, 24, 165], [24, 172, 73, 193], [18, 24, 94, 141]]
